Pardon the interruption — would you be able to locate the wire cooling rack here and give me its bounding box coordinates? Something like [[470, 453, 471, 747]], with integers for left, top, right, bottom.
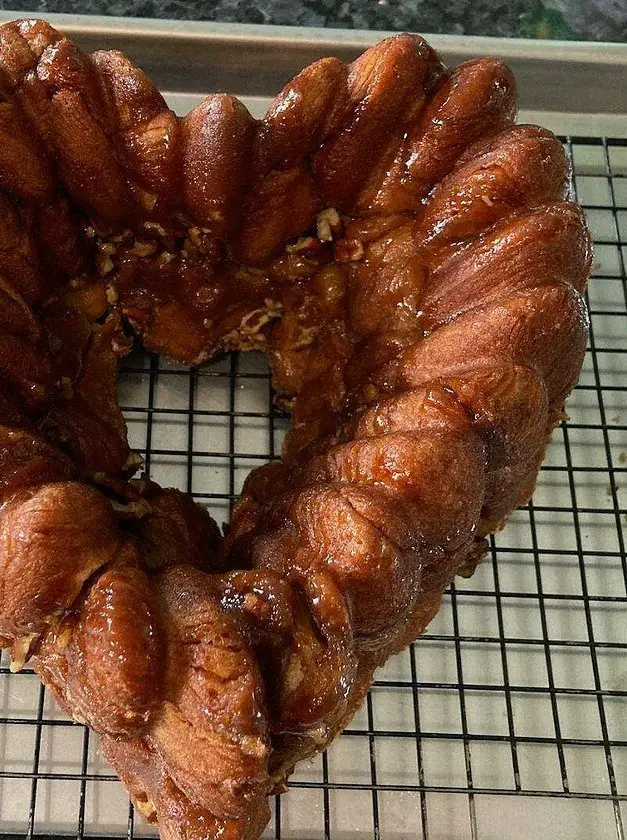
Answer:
[[0, 135, 625, 840]]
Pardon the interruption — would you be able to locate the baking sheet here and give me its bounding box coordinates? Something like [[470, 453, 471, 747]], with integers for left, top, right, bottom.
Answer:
[[0, 16, 625, 838], [1, 11, 626, 121]]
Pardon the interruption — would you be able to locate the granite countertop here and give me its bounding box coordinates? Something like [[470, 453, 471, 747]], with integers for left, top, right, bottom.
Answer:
[[0, 0, 625, 40]]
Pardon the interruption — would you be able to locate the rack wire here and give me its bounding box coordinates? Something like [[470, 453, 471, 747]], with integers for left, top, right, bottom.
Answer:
[[0, 134, 625, 840]]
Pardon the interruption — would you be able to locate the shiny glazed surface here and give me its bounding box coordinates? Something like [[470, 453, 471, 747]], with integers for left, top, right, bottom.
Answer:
[[0, 19, 592, 840]]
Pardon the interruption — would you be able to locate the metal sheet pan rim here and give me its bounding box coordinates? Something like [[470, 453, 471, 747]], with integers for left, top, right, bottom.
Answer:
[[0, 9, 625, 65], [0, 10, 624, 127]]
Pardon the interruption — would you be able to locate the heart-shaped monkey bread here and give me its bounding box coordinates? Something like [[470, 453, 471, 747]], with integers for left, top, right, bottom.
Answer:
[[0, 19, 591, 840]]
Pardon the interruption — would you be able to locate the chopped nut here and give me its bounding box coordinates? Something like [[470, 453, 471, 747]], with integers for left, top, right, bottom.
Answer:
[[286, 236, 319, 254], [96, 253, 114, 276], [222, 329, 267, 353], [105, 285, 118, 304], [132, 240, 158, 258], [480, 195, 494, 207], [143, 221, 167, 237], [317, 217, 332, 242], [137, 188, 158, 211], [238, 301, 282, 333], [183, 227, 220, 261], [220, 298, 283, 350], [242, 313, 275, 334], [188, 226, 210, 246], [316, 207, 341, 242]]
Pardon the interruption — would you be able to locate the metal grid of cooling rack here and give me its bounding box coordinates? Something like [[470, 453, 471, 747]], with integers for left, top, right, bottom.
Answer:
[[0, 135, 625, 840]]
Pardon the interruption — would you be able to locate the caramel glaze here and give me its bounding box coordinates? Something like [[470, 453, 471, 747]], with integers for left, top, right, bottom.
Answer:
[[0, 19, 592, 840]]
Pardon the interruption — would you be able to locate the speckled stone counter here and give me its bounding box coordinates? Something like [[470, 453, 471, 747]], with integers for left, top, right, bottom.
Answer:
[[0, 0, 625, 40]]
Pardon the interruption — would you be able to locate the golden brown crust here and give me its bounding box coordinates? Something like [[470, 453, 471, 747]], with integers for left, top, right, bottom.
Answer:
[[0, 20, 592, 840], [37, 542, 163, 736]]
